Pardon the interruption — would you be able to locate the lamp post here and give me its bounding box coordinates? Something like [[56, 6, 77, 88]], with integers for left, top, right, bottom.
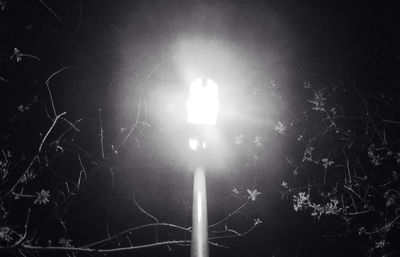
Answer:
[[187, 78, 219, 257]]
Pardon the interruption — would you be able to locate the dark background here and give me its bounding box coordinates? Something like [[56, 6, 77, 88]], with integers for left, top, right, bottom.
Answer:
[[1, 0, 400, 256]]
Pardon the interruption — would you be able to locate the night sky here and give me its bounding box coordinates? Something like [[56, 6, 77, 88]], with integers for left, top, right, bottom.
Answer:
[[1, 0, 400, 257]]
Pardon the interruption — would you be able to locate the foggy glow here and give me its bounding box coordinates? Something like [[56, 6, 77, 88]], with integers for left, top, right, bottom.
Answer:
[[189, 138, 199, 151], [188, 138, 208, 151], [187, 78, 219, 125]]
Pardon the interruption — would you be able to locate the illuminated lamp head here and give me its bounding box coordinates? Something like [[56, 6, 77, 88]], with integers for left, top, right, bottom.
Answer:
[[187, 78, 219, 125]]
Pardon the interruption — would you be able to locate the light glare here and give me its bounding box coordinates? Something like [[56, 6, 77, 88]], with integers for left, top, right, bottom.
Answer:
[[189, 138, 199, 151], [187, 78, 219, 125]]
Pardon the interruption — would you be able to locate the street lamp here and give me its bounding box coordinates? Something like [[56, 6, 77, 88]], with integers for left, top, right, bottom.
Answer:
[[187, 78, 219, 257]]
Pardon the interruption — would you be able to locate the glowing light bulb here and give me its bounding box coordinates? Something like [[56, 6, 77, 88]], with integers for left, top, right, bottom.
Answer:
[[187, 78, 219, 125], [189, 138, 199, 151]]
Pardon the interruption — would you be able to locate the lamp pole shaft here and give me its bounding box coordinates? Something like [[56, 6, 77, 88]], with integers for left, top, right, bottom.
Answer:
[[191, 166, 209, 257]]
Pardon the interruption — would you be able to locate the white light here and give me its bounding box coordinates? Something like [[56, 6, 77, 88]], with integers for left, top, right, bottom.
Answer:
[[189, 138, 199, 151], [187, 78, 219, 125]]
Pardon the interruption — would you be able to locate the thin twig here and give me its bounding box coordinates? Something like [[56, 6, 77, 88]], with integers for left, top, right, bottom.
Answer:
[[55, 210, 68, 238], [208, 241, 229, 248], [132, 188, 161, 243], [119, 94, 142, 149], [60, 117, 81, 132], [133, 195, 159, 222], [126, 235, 133, 247], [17, 250, 28, 257], [10, 156, 39, 193], [382, 119, 400, 125], [76, 155, 87, 190], [39, 112, 67, 152], [38, 0, 71, 29], [6, 240, 189, 254], [107, 166, 115, 190], [208, 199, 248, 229], [345, 209, 372, 216], [343, 148, 352, 183], [82, 223, 189, 248], [117, 56, 172, 150], [209, 223, 258, 241], [0, 75, 10, 83], [12, 209, 31, 247], [19, 54, 41, 61], [45, 66, 74, 118], [272, 247, 281, 257]]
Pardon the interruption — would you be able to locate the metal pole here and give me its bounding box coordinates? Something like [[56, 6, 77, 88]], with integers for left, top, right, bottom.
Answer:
[[191, 166, 209, 257]]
